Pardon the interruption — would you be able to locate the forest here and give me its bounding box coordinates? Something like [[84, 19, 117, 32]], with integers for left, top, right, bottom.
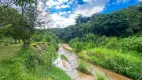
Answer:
[[0, 0, 142, 80]]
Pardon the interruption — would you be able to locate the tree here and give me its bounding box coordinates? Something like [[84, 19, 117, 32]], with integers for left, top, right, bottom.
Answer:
[[0, 0, 50, 47]]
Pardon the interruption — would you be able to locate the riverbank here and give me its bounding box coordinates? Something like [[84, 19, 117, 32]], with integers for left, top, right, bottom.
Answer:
[[54, 44, 95, 80], [0, 42, 71, 80], [57, 44, 132, 80]]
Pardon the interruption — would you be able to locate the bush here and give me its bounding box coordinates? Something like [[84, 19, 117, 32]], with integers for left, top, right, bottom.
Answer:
[[77, 60, 90, 74], [119, 36, 142, 53], [69, 40, 84, 53], [96, 73, 107, 80]]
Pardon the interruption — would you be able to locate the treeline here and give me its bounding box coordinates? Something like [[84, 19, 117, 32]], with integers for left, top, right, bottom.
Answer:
[[51, 3, 142, 80], [52, 2, 142, 42]]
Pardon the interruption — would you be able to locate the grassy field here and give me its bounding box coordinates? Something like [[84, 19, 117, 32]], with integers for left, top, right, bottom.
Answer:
[[0, 44, 21, 62], [0, 43, 71, 80]]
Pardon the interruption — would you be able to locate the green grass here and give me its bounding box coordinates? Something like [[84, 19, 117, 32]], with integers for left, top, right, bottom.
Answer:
[[96, 73, 107, 80], [77, 60, 90, 74], [79, 47, 142, 80], [60, 54, 68, 61], [0, 43, 71, 80], [0, 44, 21, 62]]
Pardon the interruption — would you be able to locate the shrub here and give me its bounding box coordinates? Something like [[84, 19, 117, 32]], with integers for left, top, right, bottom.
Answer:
[[119, 36, 142, 53], [77, 60, 90, 74], [96, 73, 107, 80]]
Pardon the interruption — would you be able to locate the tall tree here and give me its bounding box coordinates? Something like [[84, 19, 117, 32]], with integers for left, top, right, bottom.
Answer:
[[0, 0, 50, 47]]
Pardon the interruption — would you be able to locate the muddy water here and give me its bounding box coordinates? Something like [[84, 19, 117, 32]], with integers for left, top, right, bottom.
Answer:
[[53, 44, 132, 80], [53, 44, 95, 80]]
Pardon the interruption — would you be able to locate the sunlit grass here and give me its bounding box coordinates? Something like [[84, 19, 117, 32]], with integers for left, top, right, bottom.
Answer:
[[77, 60, 90, 74], [0, 44, 21, 62], [79, 47, 142, 80], [96, 73, 107, 80], [0, 43, 71, 80]]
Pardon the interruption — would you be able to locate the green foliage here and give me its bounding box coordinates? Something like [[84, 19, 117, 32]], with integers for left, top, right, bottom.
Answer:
[[13, 0, 37, 6], [119, 36, 142, 52], [70, 41, 84, 53], [69, 34, 97, 52], [53, 3, 142, 42], [61, 54, 68, 61], [69, 34, 142, 79], [96, 73, 107, 80], [77, 60, 90, 74], [69, 33, 142, 53], [0, 44, 21, 62], [86, 48, 142, 80], [0, 43, 71, 80], [31, 30, 60, 51]]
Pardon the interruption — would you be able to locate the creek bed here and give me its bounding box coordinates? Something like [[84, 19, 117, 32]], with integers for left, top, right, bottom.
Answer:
[[53, 44, 131, 80]]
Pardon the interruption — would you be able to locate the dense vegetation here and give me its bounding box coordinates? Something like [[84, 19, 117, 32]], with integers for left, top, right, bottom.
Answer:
[[0, 29, 71, 80], [52, 3, 142, 42], [52, 2, 142, 80], [0, 0, 142, 80], [0, 43, 71, 80], [0, 1, 70, 80]]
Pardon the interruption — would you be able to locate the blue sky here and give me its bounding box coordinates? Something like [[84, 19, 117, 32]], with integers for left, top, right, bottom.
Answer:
[[45, 0, 141, 28]]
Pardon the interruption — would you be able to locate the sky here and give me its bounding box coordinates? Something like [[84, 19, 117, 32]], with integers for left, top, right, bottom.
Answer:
[[44, 0, 142, 28]]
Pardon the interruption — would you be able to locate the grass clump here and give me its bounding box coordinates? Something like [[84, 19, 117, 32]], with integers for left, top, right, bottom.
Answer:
[[61, 54, 68, 61], [77, 60, 90, 74], [96, 73, 107, 80]]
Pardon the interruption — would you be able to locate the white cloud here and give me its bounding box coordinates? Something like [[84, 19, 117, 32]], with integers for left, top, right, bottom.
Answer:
[[74, 0, 108, 17], [139, 0, 142, 1], [55, 5, 70, 9], [112, 0, 130, 4], [68, 11, 71, 13], [83, 0, 92, 3], [59, 11, 67, 15], [46, 0, 60, 8], [48, 0, 109, 28], [60, 5, 70, 8], [51, 13, 76, 28], [46, 0, 69, 8], [58, 0, 68, 3]]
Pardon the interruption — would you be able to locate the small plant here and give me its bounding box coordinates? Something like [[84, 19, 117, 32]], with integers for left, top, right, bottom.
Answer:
[[96, 73, 107, 80], [61, 54, 68, 61], [77, 60, 90, 74]]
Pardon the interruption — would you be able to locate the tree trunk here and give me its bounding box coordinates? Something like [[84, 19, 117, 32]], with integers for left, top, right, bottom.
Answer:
[[22, 37, 28, 48]]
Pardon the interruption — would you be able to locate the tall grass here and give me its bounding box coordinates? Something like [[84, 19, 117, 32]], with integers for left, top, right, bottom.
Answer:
[[69, 35, 142, 54], [96, 73, 107, 80], [77, 60, 90, 74], [0, 43, 71, 80], [80, 48, 142, 80], [69, 35, 142, 79]]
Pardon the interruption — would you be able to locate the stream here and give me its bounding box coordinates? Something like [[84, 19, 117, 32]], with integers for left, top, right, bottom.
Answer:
[[53, 44, 132, 80]]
